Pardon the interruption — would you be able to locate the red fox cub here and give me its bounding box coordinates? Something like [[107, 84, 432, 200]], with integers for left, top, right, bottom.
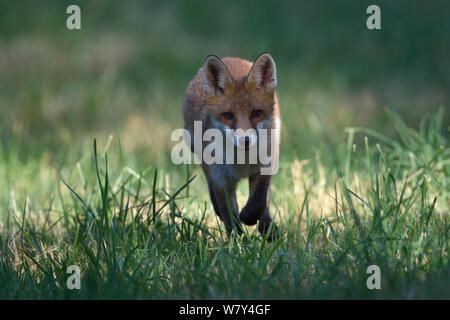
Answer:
[[183, 53, 280, 240]]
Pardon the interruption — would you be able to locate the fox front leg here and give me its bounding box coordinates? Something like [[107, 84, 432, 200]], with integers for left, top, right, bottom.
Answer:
[[213, 186, 243, 236], [204, 170, 243, 236], [240, 174, 271, 226], [240, 174, 279, 240]]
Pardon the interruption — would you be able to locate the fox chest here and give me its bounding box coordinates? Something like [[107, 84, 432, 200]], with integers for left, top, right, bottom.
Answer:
[[209, 163, 260, 188]]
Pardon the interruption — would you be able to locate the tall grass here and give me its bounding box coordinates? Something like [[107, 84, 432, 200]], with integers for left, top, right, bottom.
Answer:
[[0, 109, 448, 299]]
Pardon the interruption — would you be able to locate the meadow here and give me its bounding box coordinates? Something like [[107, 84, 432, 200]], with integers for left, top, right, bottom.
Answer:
[[0, 1, 449, 299]]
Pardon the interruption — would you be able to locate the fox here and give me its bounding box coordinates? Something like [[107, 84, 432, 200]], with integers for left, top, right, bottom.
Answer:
[[182, 53, 280, 240]]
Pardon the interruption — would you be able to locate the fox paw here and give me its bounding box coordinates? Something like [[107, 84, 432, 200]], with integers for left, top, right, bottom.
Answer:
[[239, 205, 260, 226], [258, 219, 280, 242]]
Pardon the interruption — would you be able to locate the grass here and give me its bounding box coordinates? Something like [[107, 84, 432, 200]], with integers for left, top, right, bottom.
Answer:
[[0, 1, 449, 299], [0, 109, 448, 299]]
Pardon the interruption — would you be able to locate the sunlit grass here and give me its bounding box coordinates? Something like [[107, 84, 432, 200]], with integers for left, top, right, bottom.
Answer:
[[0, 109, 447, 299]]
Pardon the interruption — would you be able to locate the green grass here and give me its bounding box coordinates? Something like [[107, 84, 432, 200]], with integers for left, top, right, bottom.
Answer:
[[0, 1, 449, 299], [0, 109, 448, 299]]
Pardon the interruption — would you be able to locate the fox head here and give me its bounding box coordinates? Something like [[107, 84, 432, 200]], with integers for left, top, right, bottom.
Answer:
[[202, 53, 278, 151]]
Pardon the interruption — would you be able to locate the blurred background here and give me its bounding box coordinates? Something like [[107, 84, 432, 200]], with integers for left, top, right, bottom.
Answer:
[[0, 0, 448, 188], [1, 1, 449, 299]]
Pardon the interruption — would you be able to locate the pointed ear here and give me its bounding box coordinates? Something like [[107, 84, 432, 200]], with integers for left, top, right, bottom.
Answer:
[[202, 55, 234, 98], [246, 53, 277, 94]]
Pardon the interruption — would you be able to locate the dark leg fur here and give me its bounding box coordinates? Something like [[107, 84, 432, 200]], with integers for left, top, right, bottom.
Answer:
[[204, 168, 243, 236], [240, 174, 271, 226], [240, 174, 279, 241]]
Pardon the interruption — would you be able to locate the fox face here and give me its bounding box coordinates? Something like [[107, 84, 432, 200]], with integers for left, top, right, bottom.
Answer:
[[202, 54, 278, 151], [182, 52, 281, 239]]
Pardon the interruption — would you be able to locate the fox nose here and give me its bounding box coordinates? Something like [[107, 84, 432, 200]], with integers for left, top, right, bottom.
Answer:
[[243, 136, 250, 148], [238, 136, 252, 149]]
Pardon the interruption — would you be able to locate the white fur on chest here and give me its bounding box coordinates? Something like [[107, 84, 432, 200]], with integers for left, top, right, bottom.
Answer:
[[209, 163, 260, 189]]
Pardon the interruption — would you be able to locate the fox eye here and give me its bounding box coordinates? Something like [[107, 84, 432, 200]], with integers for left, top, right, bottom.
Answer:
[[222, 112, 234, 120], [251, 109, 262, 118]]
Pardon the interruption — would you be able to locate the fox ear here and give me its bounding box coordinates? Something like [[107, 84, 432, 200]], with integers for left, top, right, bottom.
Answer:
[[246, 53, 277, 94], [203, 55, 234, 97]]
